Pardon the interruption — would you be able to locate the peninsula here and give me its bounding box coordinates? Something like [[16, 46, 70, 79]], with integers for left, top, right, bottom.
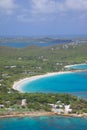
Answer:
[[0, 41, 87, 118]]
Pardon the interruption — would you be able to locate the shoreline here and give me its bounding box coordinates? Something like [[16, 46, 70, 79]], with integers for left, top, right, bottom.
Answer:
[[0, 112, 54, 119], [13, 71, 73, 92], [64, 63, 87, 68], [1, 111, 87, 119], [13, 70, 86, 92], [10, 69, 87, 119]]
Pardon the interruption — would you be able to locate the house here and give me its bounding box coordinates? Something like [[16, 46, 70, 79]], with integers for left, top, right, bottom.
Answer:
[[56, 100, 61, 103], [65, 105, 72, 114], [7, 107, 15, 112], [2, 73, 8, 77], [0, 104, 4, 108], [10, 65, 16, 68], [49, 101, 72, 115], [52, 108, 64, 114], [18, 57, 22, 60], [21, 99, 27, 107], [59, 105, 63, 108], [48, 104, 58, 108]]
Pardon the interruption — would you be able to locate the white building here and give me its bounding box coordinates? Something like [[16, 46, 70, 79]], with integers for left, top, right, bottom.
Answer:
[[21, 99, 27, 107], [49, 104, 58, 108], [10, 65, 16, 68], [65, 105, 72, 114], [0, 104, 4, 108], [52, 108, 64, 114]]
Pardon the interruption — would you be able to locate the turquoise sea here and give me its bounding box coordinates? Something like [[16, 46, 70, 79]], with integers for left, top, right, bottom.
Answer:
[[21, 71, 87, 99], [1, 64, 87, 129], [65, 64, 87, 70], [0, 116, 87, 130]]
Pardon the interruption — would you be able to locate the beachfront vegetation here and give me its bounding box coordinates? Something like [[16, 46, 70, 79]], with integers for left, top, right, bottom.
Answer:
[[0, 41, 87, 115], [0, 93, 87, 115]]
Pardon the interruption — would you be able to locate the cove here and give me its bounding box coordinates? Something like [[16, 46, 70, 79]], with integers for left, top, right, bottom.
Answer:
[[21, 71, 87, 99], [65, 63, 87, 70]]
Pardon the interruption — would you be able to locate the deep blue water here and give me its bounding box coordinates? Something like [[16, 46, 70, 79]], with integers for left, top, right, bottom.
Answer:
[[0, 116, 87, 130], [21, 71, 87, 99]]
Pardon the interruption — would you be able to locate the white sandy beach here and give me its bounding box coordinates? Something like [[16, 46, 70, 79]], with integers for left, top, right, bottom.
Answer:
[[64, 63, 87, 68], [13, 71, 72, 92]]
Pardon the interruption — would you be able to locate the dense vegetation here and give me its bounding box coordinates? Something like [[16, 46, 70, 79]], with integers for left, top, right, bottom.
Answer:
[[0, 43, 87, 93], [0, 41, 87, 114], [0, 93, 87, 114]]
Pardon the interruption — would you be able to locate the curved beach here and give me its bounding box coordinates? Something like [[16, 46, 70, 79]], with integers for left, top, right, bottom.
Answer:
[[13, 71, 72, 92], [64, 63, 87, 69]]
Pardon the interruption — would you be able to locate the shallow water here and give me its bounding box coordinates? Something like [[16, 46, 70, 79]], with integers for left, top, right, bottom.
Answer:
[[66, 64, 87, 70], [21, 71, 87, 99], [0, 116, 87, 130]]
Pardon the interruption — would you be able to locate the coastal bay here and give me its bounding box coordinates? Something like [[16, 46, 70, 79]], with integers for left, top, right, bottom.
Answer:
[[13, 71, 71, 92], [0, 42, 87, 129], [0, 0, 87, 128], [13, 69, 87, 99]]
